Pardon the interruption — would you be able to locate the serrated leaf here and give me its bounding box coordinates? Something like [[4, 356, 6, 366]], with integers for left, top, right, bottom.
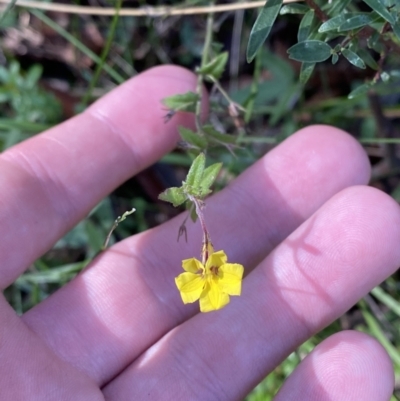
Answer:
[[203, 125, 237, 144], [162, 91, 199, 113], [362, 0, 395, 24], [280, 3, 309, 14], [298, 10, 314, 42], [299, 62, 315, 84], [158, 187, 187, 207], [198, 52, 228, 80], [246, 0, 283, 63], [185, 153, 205, 190], [339, 12, 380, 31], [179, 127, 208, 149], [288, 40, 332, 63], [318, 13, 349, 32], [348, 81, 374, 98], [200, 163, 222, 195], [342, 48, 366, 69]]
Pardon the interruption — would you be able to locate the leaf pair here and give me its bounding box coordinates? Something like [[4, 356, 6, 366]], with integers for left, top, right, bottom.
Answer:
[[197, 52, 228, 81], [162, 91, 199, 113], [159, 153, 222, 207], [179, 125, 236, 151]]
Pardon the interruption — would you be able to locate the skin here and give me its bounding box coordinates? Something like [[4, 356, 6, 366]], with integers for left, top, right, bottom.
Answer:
[[0, 65, 399, 400]]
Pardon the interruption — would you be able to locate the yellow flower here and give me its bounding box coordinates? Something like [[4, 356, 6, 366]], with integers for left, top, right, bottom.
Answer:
[[175, 250, 244, 312]]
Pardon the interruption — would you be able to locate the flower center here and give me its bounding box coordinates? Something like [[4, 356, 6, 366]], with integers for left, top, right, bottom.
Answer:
[[209, 265, 219, 276]]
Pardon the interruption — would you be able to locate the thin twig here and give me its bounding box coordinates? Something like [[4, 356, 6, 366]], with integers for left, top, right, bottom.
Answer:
[[303, 0, 327, 21], [102, 208, 136, 250], [188, 195, 211, 264], [81, 0, 123, 106], [0, 0, 301, 17], [30, 9, 125, 83]]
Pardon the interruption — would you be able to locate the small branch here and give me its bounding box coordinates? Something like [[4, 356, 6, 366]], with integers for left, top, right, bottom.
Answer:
[[303, 0, 328, 22], [102, 208, 136, 250], [188, 195, 211, 264], [7, 0, 301, 17]]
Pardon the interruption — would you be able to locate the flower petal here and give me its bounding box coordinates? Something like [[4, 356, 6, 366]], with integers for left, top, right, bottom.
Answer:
[[206, 250, 227, 270], [219, 263, 244, 295], [199, 281, 230, 312], [182, 258, 203, 273], [175, 272, 205, 304]]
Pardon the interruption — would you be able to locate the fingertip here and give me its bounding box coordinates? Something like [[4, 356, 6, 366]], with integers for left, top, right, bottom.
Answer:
[[313, 331, 394, 399], [285, 124, 371, 186], [275, 330, 394, 401], [329, 185, 400, 275]]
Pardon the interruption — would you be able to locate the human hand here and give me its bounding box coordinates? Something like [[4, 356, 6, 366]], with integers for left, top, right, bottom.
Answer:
[[1, 65, 399, 401]]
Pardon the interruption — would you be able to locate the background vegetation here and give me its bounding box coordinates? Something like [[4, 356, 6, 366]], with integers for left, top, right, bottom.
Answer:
[[1, 0, 400, 398]]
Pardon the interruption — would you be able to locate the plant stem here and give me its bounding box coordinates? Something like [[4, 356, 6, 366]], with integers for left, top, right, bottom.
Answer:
[[81, 0, 123, 106], [30, 9, 125, 84], [189, 195, 211, 264], [195, 4, 215, 131], [303, 0, 327, 22]]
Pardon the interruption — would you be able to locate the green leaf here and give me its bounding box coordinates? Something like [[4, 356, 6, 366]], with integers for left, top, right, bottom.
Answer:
[[179, 127, 208, 149], [246, 0, 283, 63], [279, 3, 308, 14], [158, 187, 187, 207], [185, 153, 205, 189], [348, 81, 374, 98], [298, 10, 314, 42], [328, 0, 352, 14], [318, 13, 348, 32], [299, 62, 315, 84], [332, 53, 339, 64], [198, 52, 228, 80], [288, 40, 332, 63], [162, 91, 199, 113], [360, 301, 400, 367], [203, 125, 237, 144], [200, 163, 222, 195], [362, 0, 395, 24], [357, 48, 379, 70], [339, 12, 380, 31], [189, 201, 198, 222], [25, 65, 43, 89], [371, 286, 400, 317], [392, 21, 400, 41], [342, 48, 366, 69], [367, 31, 382, 50]]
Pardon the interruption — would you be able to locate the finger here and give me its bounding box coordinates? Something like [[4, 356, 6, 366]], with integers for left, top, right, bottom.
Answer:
[[0, 65, 204, 288], [274, 331, 393, 401], [102, 186, 400, 400], [0, 297, 102, 400], [23, 126, 370, 385]]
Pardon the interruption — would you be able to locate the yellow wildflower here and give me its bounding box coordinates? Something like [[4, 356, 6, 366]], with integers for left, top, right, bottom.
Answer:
[[175, 249, 244, 312]]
